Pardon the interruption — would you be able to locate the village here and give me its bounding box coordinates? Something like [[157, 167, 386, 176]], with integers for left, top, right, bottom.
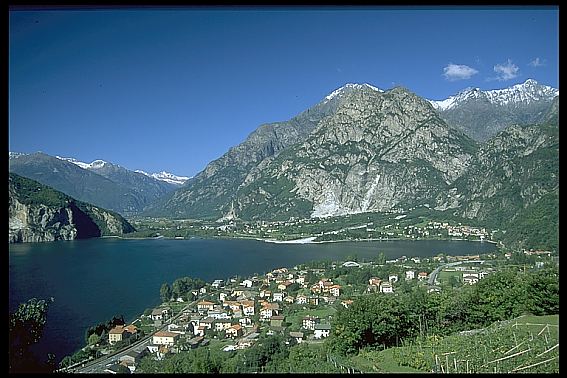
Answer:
[[128, 210, 493, 244], [86, 249, 524, 374]]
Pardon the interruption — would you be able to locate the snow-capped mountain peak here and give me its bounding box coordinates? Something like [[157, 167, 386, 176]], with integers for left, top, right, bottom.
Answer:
[[55, 156, 109, 169], [53, 155, 188, 185], [89, 160, 108, 169], [9, 152, 27, 159], [135, 170, 190, 185], [324, 83, 383, 102], [55, 156, 91, 169], [428, 79, 558, 111]]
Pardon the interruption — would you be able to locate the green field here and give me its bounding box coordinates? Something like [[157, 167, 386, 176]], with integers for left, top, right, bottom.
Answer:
[[349, 314, 559, 373], [350, 348, 424, 373], [436, 270, 462, 284]]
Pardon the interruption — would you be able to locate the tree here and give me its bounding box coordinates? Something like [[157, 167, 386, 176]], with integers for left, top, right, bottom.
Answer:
[[376, 251, 386, 265], [448, 274, 461, 288], [525, 266, 559, 315], [88, 333, 101, 346], [160, 282, 172, 303], [9, 297, 54, 373], [330, 294, 413, 355], [467, 269, 526, 327]]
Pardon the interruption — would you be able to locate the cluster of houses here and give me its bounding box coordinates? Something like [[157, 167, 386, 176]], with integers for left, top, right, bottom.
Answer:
[[102, 265, 347, 372], [108, 324, 139, 346], [380, 221, 490, 241], [104, 255, 494, 373]]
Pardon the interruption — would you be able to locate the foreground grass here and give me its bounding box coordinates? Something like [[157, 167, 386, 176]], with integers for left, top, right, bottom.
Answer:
[[349, 314, 559, 373], [350, 348, 424, 373]]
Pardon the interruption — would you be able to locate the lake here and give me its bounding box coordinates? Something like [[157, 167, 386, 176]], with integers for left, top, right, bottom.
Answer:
[[9, 237, 497, 363]]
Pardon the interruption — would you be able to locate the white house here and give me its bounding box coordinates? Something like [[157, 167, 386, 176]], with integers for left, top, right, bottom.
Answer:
[[405, 270, 416, 280], [273, 292, 285, 302], [463, 275, 480, 285], [241, 301, 255, 316], [152, 331, 179, 346], [388, 274, 399, 283], [302, 316, 319, 330], [226, 324, 243, 338], [239, 317, 252, 327], [151, 308, 169, 321], [380, 282, 394, 293], [314, 324, 331, 339], [260, 308, 274, 319], [209, 310, 230, 320], [329, 285, 341, 297], [194, 325, 206, 337], [241, 279, 254, 288], [167, 323, 186, 335], [214, 319, 233, 331], [342, 261, 360, 268]]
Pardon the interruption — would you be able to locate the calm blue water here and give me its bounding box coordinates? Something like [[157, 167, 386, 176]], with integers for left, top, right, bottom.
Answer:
[[9, 237, 497, 363]]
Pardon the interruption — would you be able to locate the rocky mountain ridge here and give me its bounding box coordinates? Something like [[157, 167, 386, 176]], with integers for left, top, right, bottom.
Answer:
[[9, 152, 178, 216], [232, 86, 477, 220], [146, 80, 558, 251], [53, 155, 190, 186], [9, 173, 135, 243], [428, 79, 558, 141], [145, 82, 375, 218], [428, 79, 558, 111]]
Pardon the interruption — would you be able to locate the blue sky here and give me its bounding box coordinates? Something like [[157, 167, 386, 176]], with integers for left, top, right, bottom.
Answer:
[[9, 6, 559, 177]]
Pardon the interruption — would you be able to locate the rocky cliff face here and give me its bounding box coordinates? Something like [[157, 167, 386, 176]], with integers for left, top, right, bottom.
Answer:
[[146, 83, 384, 219], [436, 119, 559, 227], [233, 86, 477, 220], [145, 81, 558, 237], [9, 173, 135, 243]]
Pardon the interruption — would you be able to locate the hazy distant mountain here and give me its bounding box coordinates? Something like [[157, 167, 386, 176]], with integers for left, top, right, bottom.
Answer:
[[428, 79, 558, 141], [56, 156, 188, 186], [9, 152, 178, 216], [9, 173, 135, 243]]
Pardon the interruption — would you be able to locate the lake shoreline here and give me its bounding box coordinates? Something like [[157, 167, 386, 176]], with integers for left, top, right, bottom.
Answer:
[[10, 238, 499, 365], [115, 234, 498, 245]]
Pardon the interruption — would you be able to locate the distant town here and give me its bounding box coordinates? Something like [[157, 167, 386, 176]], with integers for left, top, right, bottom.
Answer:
[[125, 207, 497, 246]]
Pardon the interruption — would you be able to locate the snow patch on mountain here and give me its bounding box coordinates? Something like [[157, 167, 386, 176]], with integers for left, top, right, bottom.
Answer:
[[428, 79, 559, 111], [55, 156, 108, 169], [9, 152, 27, 159], [135, 170, 190, 185], [324, 83, 383, 103]]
